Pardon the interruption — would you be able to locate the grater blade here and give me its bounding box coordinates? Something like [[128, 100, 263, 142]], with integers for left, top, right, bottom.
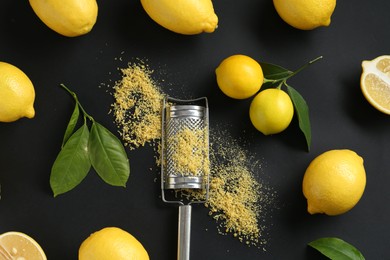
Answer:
[[161, 96, 210, 202]]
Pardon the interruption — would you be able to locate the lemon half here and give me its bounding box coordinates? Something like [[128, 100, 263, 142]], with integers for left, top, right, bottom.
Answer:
[[361, 55, 390, 115], [0, 231, 47, 260]]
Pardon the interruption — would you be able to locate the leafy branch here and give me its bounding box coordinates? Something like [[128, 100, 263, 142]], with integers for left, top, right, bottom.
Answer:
[[50, 84, 130, 197], [260, 56, 322, 151]]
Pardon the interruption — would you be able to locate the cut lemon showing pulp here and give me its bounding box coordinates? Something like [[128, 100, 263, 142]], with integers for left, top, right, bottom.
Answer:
[[361, 55, 390, 115], [0, 231, 47, 260]]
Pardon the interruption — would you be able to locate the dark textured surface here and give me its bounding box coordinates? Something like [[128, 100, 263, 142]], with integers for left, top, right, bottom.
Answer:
[[0, 0, 390, 259]]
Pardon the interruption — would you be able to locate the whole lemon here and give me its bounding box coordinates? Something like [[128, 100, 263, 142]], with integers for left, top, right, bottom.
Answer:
[[0, 62, 35, 122], [29, 0, 98, 37], [216, 54, 264, 99], [79, 227, 149, 260], [249, 88, 294, 135], [140, 0, 218, 35], [303, 149, 366, 216], [273, 0, 336, 30]]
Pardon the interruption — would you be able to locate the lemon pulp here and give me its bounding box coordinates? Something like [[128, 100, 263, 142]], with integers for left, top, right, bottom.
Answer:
[[0, 231, 47, 260], [361, 55, 390, 114]]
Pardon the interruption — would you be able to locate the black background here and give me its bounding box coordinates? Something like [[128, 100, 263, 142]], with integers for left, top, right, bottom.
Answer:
[[1, 0, 390, 259]]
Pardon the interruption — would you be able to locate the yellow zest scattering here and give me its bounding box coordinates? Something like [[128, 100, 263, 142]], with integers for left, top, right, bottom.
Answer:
[[208, 165, 261, 242], [206, 129, 274, 248], [111, 62, 164, 149]]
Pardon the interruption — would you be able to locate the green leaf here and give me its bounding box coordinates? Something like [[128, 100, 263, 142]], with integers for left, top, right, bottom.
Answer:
[[309, 237, 365, 260], [260, 62, 293, 81], [286, 85, 311, 151], [62, 103, 80, 148], [50, 124, 91, 197], [88, 122, 130, 187]]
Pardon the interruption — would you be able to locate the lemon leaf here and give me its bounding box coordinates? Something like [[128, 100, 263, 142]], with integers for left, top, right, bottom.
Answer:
[[286, 85, 311, 151], [309, 237, 365, 260], [54, 84, 130, 196], [88, 121, 130, 187], [62, 103, 80, 148], [50, 124, 91, 197], [260, 62, 293, 81]]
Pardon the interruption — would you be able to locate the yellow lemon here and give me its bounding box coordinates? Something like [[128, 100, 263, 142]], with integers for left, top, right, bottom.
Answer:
[[140, 0, 218, 35], [273, 0, 336, 30], [361, 55, 390, 115], [79, 227, 149, 260], [0, 231, 47, 259], [249, 88, 294, 135], [29, 0, 98, 37], [0, 62, 35, 122], [216, 54, 264, 99], [303, 149, 366, 216]]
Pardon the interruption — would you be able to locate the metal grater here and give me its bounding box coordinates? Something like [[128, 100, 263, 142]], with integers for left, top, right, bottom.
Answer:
[[161, 96, 210, 260]]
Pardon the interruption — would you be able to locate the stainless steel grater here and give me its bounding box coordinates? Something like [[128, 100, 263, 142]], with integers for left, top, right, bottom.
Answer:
[[161, 96, 210, 260]]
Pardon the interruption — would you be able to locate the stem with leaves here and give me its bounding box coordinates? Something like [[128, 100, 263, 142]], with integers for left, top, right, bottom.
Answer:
[[260, 56, 322, 151], [50, 84, 130, 197]]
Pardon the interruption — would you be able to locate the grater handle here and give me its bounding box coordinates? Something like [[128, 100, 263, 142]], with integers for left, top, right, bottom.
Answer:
[[178, 204, 192, 260]]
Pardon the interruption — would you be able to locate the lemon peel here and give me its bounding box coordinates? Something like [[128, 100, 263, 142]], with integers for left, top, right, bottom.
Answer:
[[273, 0, 336, 30], [249, 88, 294, 135], [79, 227, 149, 260], [29, 0, 98, 37], [302, 149, 366, 216], [0, 61, 35, 122], [216, 54, 264, 99], [141, 0, 218, 35]]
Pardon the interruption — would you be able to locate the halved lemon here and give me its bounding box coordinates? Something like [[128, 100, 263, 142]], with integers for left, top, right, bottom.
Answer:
[[0, 231, 47, 260], [361, 55, 390, 115]]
